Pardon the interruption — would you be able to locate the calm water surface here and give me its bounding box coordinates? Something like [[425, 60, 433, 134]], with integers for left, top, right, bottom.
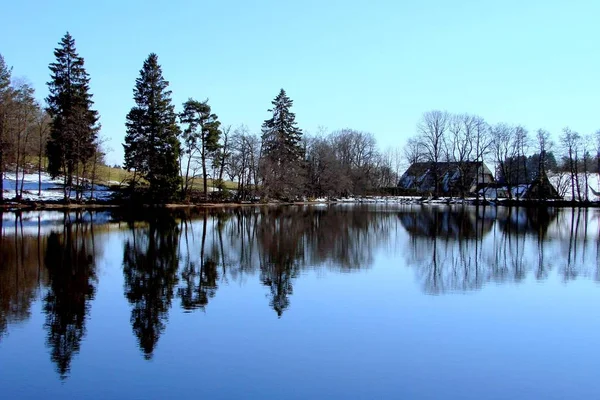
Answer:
[[1, 205, 599, 399]]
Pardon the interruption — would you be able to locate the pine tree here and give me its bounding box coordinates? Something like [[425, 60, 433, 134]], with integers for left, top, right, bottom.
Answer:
[[179, 98, 221, 201], [124, 53, 181, 202], [46, 33, 99, 201], [260, 89, 305, 199]]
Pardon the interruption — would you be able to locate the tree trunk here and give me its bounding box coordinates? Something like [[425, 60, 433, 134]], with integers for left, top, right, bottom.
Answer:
[[91, 150, 98, 201], [19, 159, 26, 199], [0, 148, 4, 202], [201, 142, 208, 201], [183, 152, 193, 200], [574, 159, 581, 202], [38, 137, 43, 196], [569, 152, 575, 201], [15, 131, 21, 200], [63, 163, 69, 202]]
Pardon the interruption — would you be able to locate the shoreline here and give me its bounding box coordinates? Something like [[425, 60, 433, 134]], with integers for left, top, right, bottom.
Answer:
[[2, 197, 600, 212]]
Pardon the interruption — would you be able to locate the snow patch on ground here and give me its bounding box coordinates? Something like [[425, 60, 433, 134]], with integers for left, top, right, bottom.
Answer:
[[2, 172, 114, 201], [549, 172, 600, 201]]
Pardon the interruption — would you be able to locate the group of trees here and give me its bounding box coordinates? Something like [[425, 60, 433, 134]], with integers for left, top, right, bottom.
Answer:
[[554, 127, 600, 201], [46, 33, 100, 201], [4, 32, 600, 204], [5, 32, 404, 204], [404, 110, 600, 199], [304, 129, 401, 197], [0, 33, 103, 202], [0, 55, 51, 201], [121, 55, 404, 202]]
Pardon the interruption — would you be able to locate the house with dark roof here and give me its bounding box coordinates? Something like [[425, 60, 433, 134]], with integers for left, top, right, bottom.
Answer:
[[480, 172, 561, 200], [398, 161, 494, 196]]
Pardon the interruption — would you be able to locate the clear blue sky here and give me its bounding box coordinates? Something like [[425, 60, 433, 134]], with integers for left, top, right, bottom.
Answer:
[[1, 0, 598, 165]]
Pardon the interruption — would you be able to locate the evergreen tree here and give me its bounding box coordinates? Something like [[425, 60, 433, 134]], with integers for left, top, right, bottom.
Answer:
[[124, 53, 181, 202], [46, 33, 99, 201], [260, 89, 305, 199], [0, 54, 13, 202], [179, 98, 221, 201]]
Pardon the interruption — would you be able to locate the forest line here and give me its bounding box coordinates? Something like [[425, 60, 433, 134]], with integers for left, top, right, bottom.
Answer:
[[1, 32, 598, 203]]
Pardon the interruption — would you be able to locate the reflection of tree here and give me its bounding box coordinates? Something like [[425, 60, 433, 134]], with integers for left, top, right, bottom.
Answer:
[[257, 208, 302, 317], [401, 206, 495, 294], [250, 206, 393, 315], [43, 215, 97, 379], [560, 208, 589, 281], [0, 213, 48, 339], [400, 205, 594, 294], [123, 214, 179, 359], [492, 207, 559, 282], [178, 212, 218, 311], [183, 205, 397, 316], [496, 207, 557, 237]]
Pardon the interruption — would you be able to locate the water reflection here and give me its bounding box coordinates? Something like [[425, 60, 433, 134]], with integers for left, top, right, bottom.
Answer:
[[223, 206, 396, 315], [0, 213, 48, 339], [122, 213, 179, 359], [43, 216, 98, 379], [177, 212, 219, 312], [399, 206, 600, 294], [1, 205, 600, 380]]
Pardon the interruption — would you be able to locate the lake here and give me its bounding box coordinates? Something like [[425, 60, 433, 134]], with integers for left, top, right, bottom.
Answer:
[[1, 204, 599, 399]]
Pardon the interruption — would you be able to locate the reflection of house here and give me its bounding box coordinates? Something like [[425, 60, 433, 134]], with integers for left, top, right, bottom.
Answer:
[[495, 207, 558, 235], [398, 162, 494, 195], [397, 206, 494, 239], [523, 173, 561, 199]]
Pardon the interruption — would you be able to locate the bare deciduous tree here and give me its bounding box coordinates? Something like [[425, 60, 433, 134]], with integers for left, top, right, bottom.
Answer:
[[35, 109, 51, 196], [448, 114, 476, 198], [535, 129, 552, 177], [491, 123, 518, 199], [9, 79, 37, 200], [560, 127, 581, 201], [472, 116, 491, 201], [417, 110, 449, 196], [403, 136, 423, 165]]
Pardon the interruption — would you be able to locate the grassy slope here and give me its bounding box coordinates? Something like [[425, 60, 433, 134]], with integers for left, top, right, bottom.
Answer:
[[92, 164, 239, 191], [16, 156, 238, 191]]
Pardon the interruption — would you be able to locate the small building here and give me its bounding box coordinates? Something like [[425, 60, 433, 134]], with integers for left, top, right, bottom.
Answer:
[[524, 173, 561, 199], [398, 161, 495, 195], [479, 172, 561, 200]]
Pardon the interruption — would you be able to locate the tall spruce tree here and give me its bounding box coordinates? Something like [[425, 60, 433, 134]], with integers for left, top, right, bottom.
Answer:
[[0, 54, 13, 202], [260, 89, 304, 199], [124, 53, 181, 202], [46, 32, 99, 201], [179, 99, 221, 201]]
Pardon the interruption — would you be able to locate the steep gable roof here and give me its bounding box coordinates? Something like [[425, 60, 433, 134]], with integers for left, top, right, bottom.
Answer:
[[398, 161, 494, 194]]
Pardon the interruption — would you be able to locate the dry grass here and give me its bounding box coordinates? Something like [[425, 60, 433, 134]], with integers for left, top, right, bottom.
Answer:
[[18, 156, 239, 191], [187, 177, 238, 191], [95, 165, 239, 191], [94, 164, 133, 186]]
